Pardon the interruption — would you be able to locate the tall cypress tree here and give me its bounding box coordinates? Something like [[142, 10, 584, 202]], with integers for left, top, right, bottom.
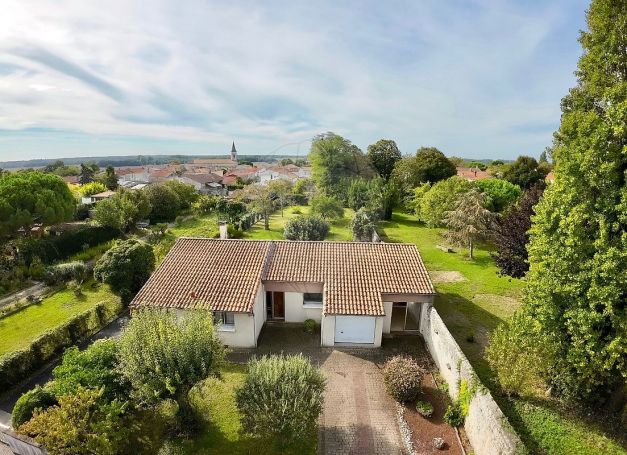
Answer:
[[523, 0, 626, 399]]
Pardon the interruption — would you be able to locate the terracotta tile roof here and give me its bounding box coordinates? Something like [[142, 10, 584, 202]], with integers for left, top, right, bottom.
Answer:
[[132, 239, 270, 313], [132, 239, 435, 316], [456, 167, 491, 180], [182, 172, 223, 184], [264, 241, 434, 315], [191, 158, 236, 165]]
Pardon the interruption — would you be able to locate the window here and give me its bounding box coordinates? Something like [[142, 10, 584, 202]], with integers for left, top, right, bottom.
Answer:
[[214, 311, 235, 327], [303, 293, 323, 307]]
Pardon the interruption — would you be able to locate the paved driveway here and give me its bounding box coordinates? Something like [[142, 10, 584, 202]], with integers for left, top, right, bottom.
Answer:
[[318, 350, 403, 455], [230, 325, 406, 455]]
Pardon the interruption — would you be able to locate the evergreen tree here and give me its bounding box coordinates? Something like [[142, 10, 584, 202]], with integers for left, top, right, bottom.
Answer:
[[104, 165, 119, 190], [520, 0, 627, 400], [443, 188, 493, 258], [78, 163, 95, 185]]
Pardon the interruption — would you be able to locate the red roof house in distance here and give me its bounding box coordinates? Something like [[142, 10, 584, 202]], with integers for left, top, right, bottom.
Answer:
[[456, 167, 491, 181]]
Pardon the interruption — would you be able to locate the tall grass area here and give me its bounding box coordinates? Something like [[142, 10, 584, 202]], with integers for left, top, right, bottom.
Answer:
[[379, 212, 626, 455], [244, 205, 353, 241], [0, 282, 117, 355]]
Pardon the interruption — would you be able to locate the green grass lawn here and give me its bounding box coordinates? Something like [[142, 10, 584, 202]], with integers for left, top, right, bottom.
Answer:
[[244, 205, 353, 241], [173, 363, 316, 455], [153, 215, 219, 263], [0, 283, 117, 356], [378, 212, 626, 455]]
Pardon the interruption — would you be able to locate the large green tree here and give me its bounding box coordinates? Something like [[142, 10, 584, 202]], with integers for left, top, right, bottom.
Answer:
[[0, 171, 76, 237], [514, 0, 627, 400], [309, 133, 375, 200], [502, 155, 546, 189], [94, 239, 155, 303], [414, 147, 457, 183], [367, 139, 402, 181]]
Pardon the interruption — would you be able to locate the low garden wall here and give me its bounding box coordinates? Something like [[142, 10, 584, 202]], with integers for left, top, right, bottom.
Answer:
[[419, 305, 523, 455], [0, 298, 123, 391]]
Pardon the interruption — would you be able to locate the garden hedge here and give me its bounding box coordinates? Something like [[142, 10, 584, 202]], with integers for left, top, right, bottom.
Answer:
[[0, 298, 123, 391]]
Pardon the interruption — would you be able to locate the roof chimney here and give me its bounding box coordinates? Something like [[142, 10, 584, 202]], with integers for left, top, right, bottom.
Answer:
[[219, 221, 228, 239]]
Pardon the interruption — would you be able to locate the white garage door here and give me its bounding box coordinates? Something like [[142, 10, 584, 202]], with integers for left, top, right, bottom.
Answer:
[[334, 316, 376, 344]]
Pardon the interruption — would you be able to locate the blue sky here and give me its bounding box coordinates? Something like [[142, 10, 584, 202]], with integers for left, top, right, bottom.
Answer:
[[0, 0, 588, 161]]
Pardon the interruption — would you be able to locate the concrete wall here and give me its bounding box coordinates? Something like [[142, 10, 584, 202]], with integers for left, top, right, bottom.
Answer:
[[284, 292, 323, 323], [383, 301, 393, 334], [420, 306, 523, 455]]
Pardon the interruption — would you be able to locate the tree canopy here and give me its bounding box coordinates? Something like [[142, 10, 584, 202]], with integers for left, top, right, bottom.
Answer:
[[309, 133, 375, 200], [502, 155, 547, 189], [418, 176, 473, 227], [443, 188, 494, 258], [498, 0, 627, 401], [0, 171, 76, 237], [475, 178, 522, 212], [144, 183, 181, 223], [366, 139, 402, 181], [93, 239, 155, 303]]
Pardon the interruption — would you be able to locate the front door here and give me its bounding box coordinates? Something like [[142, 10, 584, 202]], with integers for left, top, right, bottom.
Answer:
[[272, 292, 285, 319]]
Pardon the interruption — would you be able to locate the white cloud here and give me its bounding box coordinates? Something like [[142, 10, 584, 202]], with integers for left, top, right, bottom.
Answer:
[[0, 0, 587, 160]]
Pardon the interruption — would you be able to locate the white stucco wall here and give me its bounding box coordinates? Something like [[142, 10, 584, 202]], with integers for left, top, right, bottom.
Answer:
[[420, 306, 523, 455], [321, 314, 335, 347], [217, 313, 255, 347], [284, 292, 323, 323], [253, 286, 266, 345]]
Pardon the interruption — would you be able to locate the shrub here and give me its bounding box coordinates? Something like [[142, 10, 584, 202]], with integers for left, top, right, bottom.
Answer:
[[144, 183, 181, 222], [93, 239, 155, 303], [383, 355, 425, 402], [236, 354, 325, 446], [43, 261, 88, 285], [303, 319, 316, 333], [415, 400, 434, 418], [0, 298, 123, 391], [18, 387, 133, 455], [291, 207, 302, 214], [50, 339, 129, 401], [443, 403, 464, 427], [284, 215, 329, 241], [12, 385, 57, 427], [351, 208, 376, 242], [310, 194, 344, 220]]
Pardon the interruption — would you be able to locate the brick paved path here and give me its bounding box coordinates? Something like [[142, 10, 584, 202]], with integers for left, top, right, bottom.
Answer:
[[318, 350, 404, 455]]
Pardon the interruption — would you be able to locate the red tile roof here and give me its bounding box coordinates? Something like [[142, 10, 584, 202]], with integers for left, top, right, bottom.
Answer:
[[131, 239, 435, 316], [456, 167, 491, 180]]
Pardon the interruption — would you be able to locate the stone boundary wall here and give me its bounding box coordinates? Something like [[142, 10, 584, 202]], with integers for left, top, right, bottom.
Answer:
[[419, 305, 523, 455]]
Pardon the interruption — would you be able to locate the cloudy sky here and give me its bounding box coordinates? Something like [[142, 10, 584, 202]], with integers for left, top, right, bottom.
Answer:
[[0, 0, 588, 161]]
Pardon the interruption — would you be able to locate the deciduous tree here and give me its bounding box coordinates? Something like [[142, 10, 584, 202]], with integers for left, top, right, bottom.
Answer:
[[502, 156, 546, 189], [367, 139, 402, 181]]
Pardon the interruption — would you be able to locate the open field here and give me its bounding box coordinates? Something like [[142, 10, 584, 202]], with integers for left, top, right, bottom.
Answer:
[[173, 363, 316, 455], [0, 282, 117, 355]]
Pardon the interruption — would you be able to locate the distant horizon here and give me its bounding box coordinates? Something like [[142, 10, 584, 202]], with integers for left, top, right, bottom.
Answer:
[[1, 0, 587, 161]]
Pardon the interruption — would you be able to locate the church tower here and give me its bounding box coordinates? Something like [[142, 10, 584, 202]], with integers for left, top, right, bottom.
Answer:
[[230, 141, 237, 162]]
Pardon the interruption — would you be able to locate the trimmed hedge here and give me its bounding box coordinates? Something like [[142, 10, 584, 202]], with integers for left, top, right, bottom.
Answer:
[[0, 298, 123, 391]]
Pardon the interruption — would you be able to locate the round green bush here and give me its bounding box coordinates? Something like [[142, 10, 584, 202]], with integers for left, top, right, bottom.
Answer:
[[303, 319, 316, 333], [383, 355, 425, 402], [416, 400, 434, 417], [12, 385, 57, 427], [283, 215, 329, 241], [443, 403, 464, 427], [236, 354, 325, 446]]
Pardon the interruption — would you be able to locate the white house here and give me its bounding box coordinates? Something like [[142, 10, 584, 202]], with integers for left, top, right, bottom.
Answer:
[[131, 239, 435, 348]]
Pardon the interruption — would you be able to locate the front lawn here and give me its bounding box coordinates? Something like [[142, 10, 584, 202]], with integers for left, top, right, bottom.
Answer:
[[244, 205, 353, 241], [0, 282, 118, 356], [153, 215, 219, 263], [170, 363, 317, 455]]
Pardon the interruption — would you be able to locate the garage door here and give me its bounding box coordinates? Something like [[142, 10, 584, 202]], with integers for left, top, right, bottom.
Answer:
[[334, 316, 376, 344]]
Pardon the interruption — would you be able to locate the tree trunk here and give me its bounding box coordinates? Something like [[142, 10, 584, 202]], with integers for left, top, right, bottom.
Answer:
[[469, 240, 474, 259], [264, 212, 269, 230]]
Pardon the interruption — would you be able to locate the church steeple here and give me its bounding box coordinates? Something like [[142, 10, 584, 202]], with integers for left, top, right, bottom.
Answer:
[[230, 141, 237, 162]]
